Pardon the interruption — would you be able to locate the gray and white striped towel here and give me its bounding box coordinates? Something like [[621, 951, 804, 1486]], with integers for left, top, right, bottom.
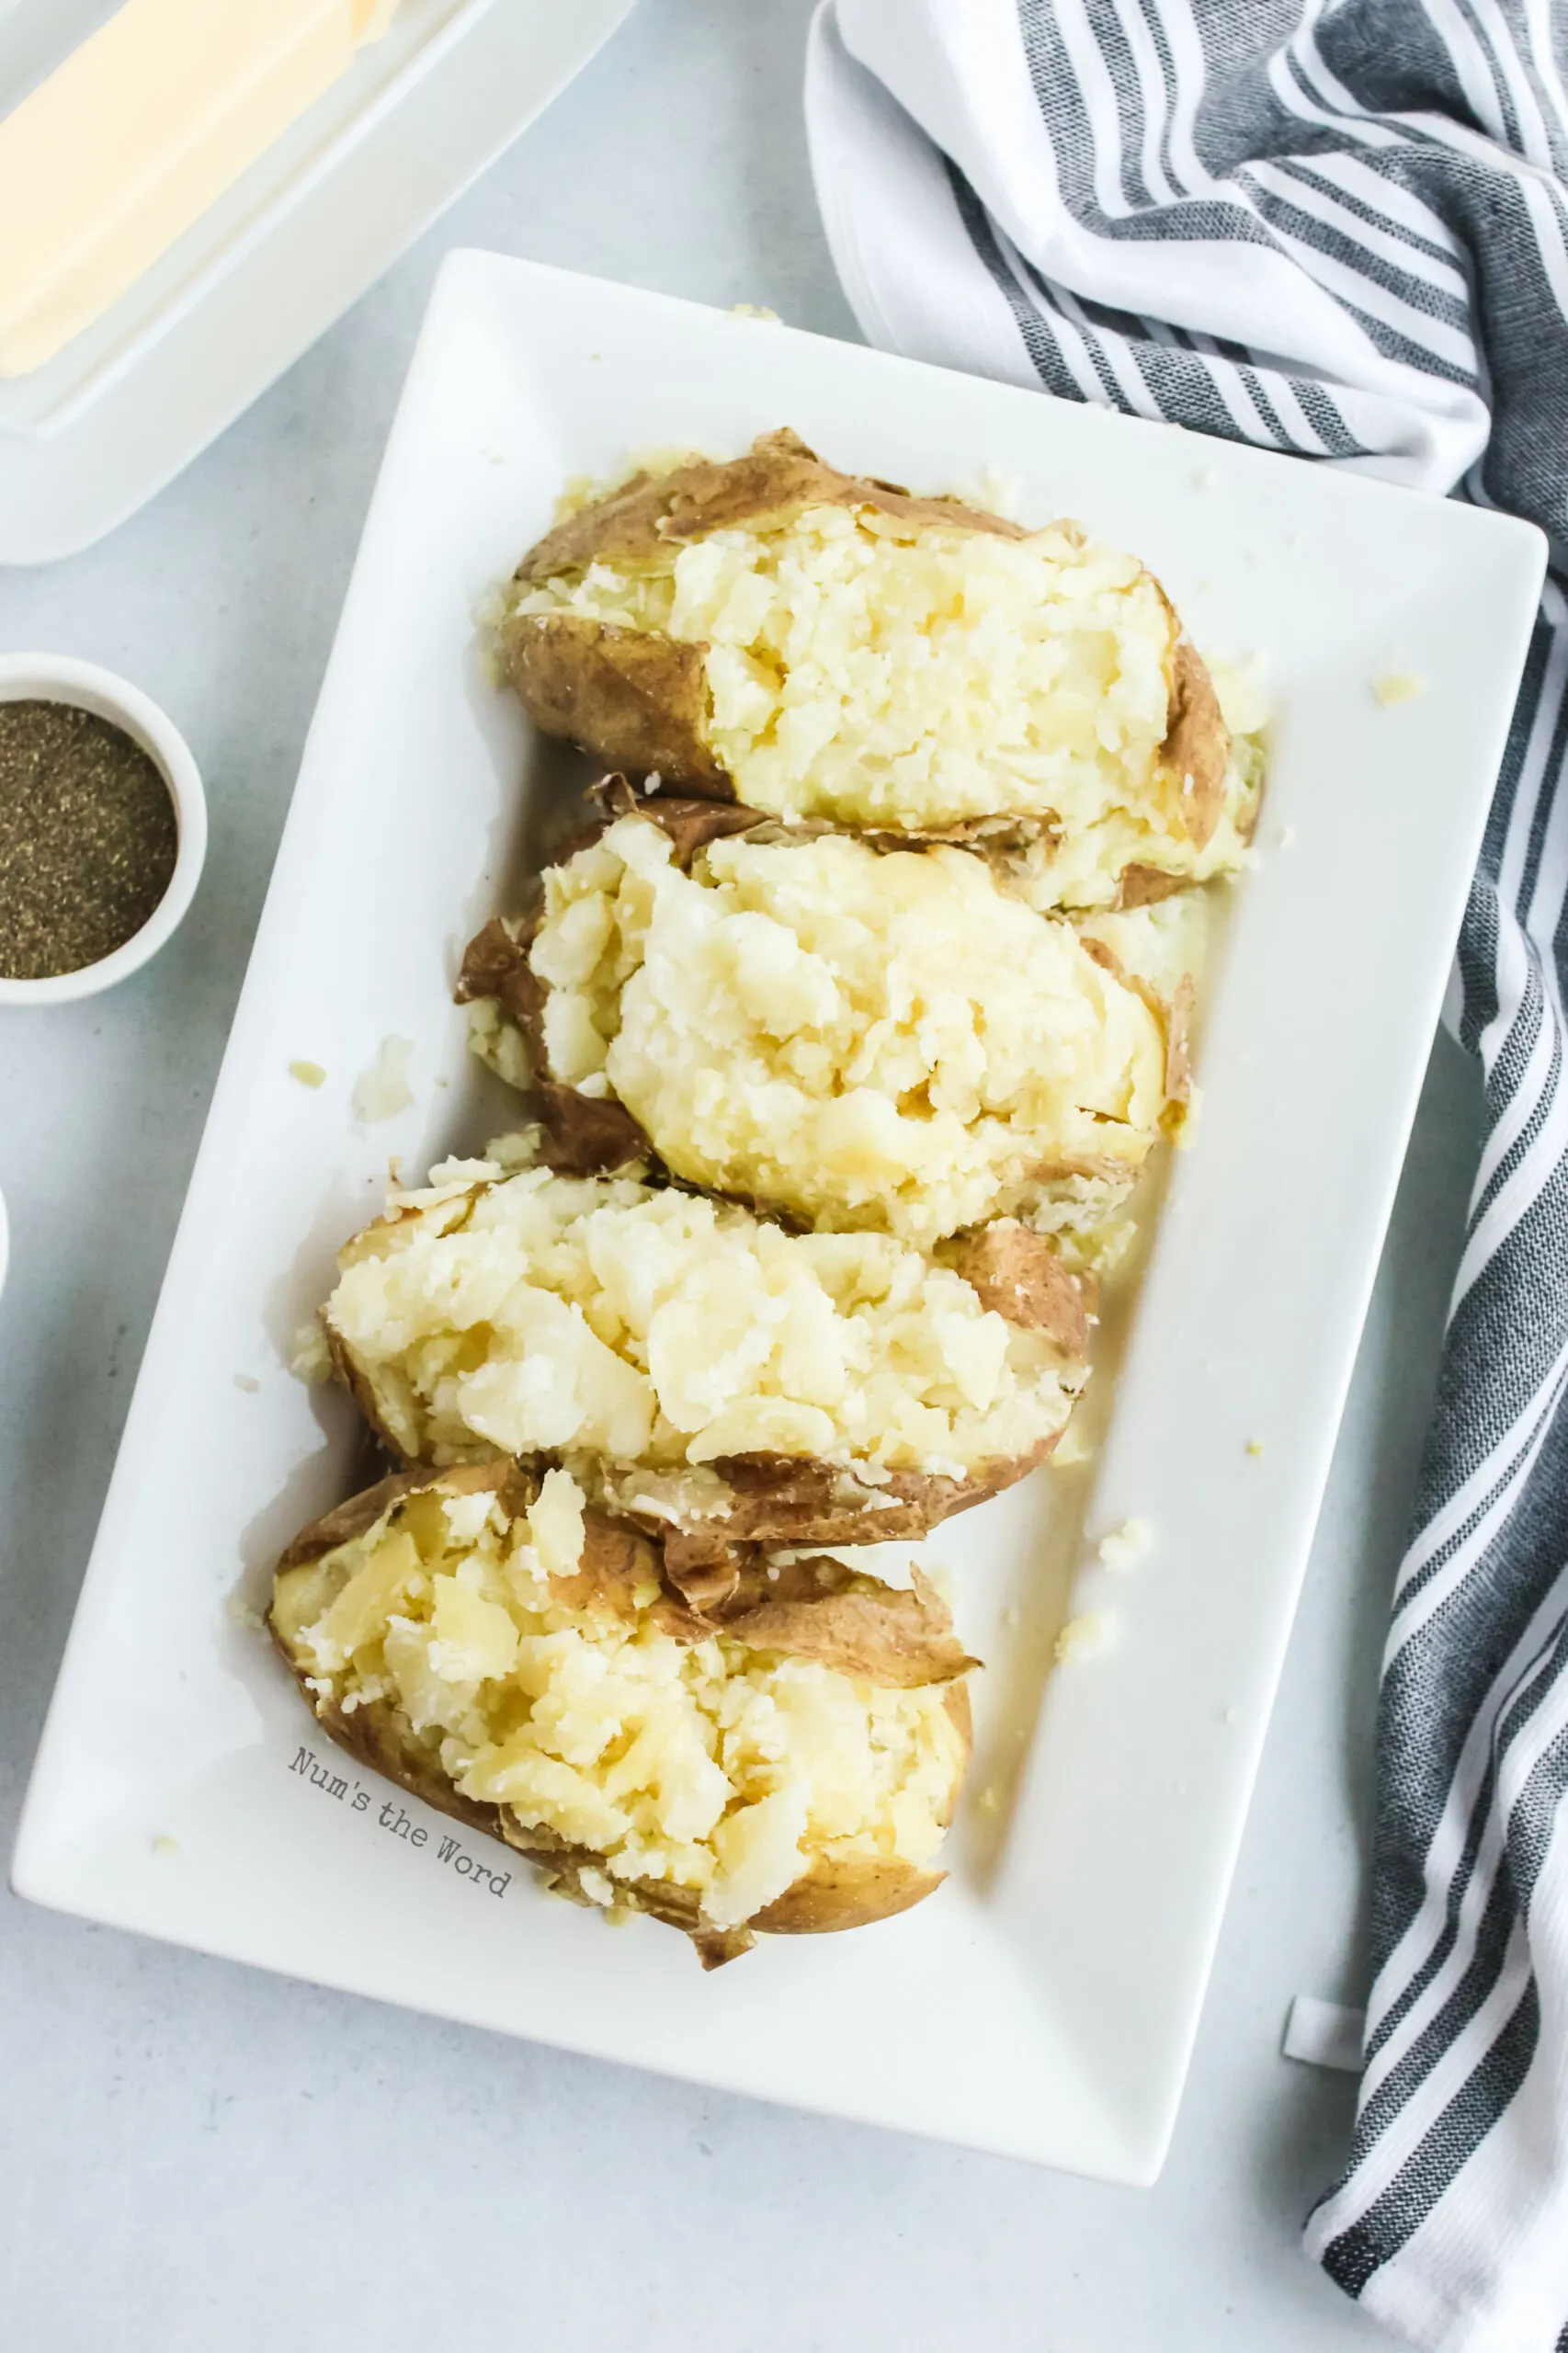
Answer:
[[804, 3, 1568, 2344]]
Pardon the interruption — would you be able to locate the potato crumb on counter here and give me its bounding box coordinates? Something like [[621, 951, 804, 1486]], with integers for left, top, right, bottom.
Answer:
[[1246, 1438, 1266, 1459], [150, 1835, 180, 1857], [289, 1059, 326, 1088], [1372, 669, 1427, 707], [352, 1035, 415, 1124]]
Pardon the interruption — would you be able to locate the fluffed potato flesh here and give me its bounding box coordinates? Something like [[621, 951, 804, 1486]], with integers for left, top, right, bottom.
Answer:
[[270, 1466, 971, 1943], [322, 1144, 1087, 1485], [485, 809, 1183, 1245]]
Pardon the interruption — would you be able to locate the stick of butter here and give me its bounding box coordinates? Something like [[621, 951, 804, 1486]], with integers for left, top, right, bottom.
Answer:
[[0, 0, 402, 380]]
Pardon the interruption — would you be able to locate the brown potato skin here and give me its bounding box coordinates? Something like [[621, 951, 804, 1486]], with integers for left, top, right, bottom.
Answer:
[[515, 427, 1028, 583], [458, 898, 652, 1177], [506, 613, 725, 792], [268, 1463, 976, 1968], [1077, 935, 1193, 1120], [506, 431, 1232, 864], [1156, 633, 1230, 850], [687, 1440, 1062, 1547], [941, 1224, 1091, 1361], [752, 1855, 946, 1937]]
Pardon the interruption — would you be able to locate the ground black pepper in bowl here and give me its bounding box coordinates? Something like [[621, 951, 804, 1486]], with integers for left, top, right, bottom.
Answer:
[[0, 699, 179, 980]]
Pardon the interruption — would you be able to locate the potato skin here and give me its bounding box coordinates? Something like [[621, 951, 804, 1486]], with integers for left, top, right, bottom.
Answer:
[[268, 1462, 975, 1968], [515, 427, 1028, 584], [507, 613, 724, 791], [320, 1311, 1073, 1548], [1156, 631, 1229, 851], [752, 1854, 947, 1937], [681, 1441, 1061, 1549], [940, 1225, 1091, 1360]]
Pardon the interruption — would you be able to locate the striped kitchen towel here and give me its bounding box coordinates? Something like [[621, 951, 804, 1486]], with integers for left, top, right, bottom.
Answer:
[[804, 3, 1568, 2345]]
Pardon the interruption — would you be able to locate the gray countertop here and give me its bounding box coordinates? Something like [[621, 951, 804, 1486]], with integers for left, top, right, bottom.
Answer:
[[0, 5, 1480, 2345]]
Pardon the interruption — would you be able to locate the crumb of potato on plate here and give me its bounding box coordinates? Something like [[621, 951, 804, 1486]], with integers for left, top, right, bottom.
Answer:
[[1192, 467, 1219, 491], [730, 302, 780, 321], [1373, 669, 1427, 707], [151, 1835, 179, 1856], [1055, 1608, 1118, 1665], [976, 1786, 1002, 1814], [1246, 1438, 1266, 1458], [233, 1372, 260, 1394], [1097, 1517, 1153, 1572], [352, 1035, 415, 1124], [289, 1059, 326, 1089], [289, 1319, 333, 1385], [973, 464, 1024, 519], [226, 1589, 266, 1631], [1279, 824, 1298, 849]]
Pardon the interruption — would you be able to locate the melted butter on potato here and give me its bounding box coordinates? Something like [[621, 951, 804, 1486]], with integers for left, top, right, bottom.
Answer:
[[322, 1152, 1084, 1479], [526, 813, 1176, 1244], [276, 1474, 967, 1934]]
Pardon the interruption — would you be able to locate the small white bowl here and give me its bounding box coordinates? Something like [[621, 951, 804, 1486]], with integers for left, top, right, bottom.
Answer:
[[0, 653, 207, 1006]]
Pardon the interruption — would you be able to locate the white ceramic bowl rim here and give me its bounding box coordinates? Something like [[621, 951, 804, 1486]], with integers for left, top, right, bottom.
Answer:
[[0, 652, 208, 1006]]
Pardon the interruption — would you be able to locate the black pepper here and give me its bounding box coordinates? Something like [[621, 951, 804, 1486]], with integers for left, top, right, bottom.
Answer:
[[0, 699, 178, 980]]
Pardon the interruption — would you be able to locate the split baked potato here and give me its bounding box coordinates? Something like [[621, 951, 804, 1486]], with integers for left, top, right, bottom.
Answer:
[[502, 429, 1261, 911], [317, 1136, 1091, 1549], [270, 1459, 976, 1965], [458, 780, 1191, 1245]]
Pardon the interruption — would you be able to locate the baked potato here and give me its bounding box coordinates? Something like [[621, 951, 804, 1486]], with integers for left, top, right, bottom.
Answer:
[[502, 429, 1260, 912], [458, 780, 1191, 1245], [269, 1459, 976, 1966], [318, 1137, 1091, 1547]]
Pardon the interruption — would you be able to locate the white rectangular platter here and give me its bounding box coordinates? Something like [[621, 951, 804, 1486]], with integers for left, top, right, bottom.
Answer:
[[11, 252, 1544, 2182]]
